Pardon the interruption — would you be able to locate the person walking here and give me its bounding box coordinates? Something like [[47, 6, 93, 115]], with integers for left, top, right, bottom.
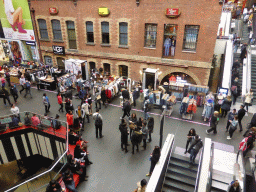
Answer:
[[227, 115, 238, 140], [43, 93, 50, 113], [101, 87, 107, 108], [24, 80, 32, 98], [184, 128, 197, 154], [122, 99, 131, 118], [238, 105, 246, 132], [244, 89, 253, 113], [188, 135, 203, 165], [132, 88, 139, 107], [144, 99, 150, 120], [147, 117, 154, 142], [95, 90, 101, 110], [2, 87, 11, 106], [122, 88, 129, 101], [93, 109, 103, 138], [75, 105, 85, 130], [0, 75, 6, 88], [141, 121, 148, 150], [19, 75, 26, 94], [57, 93, 64, 112], [146, 146, 161, 177], [87, 94, 92, 115], [206, 111, 219, 134], [221, 96, 232, 118], [82, 101, 90, 123], [119, 118, 129, 153], [226, 109, 237, 132], [4, 70, 11, 87], [10, 84, 19, 103], [66, 110, 74, 130]]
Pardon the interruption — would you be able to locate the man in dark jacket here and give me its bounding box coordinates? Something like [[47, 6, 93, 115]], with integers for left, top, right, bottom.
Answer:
[[46, 180, 63, 192], [240, 43, 247, 63], [62, 170, 78, 192], [238, 105, 246, 132], [206, 111, 219, 134], [119, 118, 129, 153], [1, 87, 11, 106], [188, 135, 203, 165], [226, 109, 237, 131], [10, 85, 19, 103], [122, 88, 129, 101], [122, 99, 131, 118]]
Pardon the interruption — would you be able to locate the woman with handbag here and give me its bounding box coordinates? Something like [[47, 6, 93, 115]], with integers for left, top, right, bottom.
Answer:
[[244, 89, 253, 113], [146, 146, 161, 177], [227, 115, 238, 140]]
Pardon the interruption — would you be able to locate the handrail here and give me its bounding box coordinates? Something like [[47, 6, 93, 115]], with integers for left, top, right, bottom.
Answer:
[[236, 150, 246, 192], [194, 146, 204, 192], [206, 142, 215, 192], [161, 137, 175, 189], [3, 111, 69, 192]]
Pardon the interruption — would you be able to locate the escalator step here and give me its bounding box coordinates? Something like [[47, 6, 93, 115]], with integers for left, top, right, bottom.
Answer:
[[211, 180, 229, 191], [161, 186, 186, 192], [170, 153, 199, 165], [167, 167, 197, 179], [211, 188, 227, 192], [169, 159, 198, 172], [163, 178, 195, 192], [165, 172, 196, 186]]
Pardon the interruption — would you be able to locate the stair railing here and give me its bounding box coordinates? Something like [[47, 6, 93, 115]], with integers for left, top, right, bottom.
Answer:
[[235, 150, 246, 192], [194, 146, 204, 192]]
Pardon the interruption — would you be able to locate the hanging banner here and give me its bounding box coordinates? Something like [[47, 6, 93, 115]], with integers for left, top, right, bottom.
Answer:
[[0, 0, 35, 41]]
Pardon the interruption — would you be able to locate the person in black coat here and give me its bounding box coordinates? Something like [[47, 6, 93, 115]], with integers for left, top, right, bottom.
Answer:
[[122, 99, 131, 118], [66, 154, 87, 181], [240, 43, 247, 63], [62, 170, 78, 192], [184, 128, 197, 154], [1, 87, 11, 106], [46, 180, 63, 192], [238, 105, 246, 132], [122, 88, 129, 100], [221, 96, 232, 118], [131, 127, 142, 154], [188, 135, 203, 165], [146, 146, 161, 176], [10, 84, 19, 103], [206, 111, 219, 134], [101, 87, 107, 107], [119, 118, 129, 153], [147, 117, 154, 142], [74, 144, 93, 166]]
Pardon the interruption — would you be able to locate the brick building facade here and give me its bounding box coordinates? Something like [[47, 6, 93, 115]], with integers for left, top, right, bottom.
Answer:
[[30, 0, 222, 86]]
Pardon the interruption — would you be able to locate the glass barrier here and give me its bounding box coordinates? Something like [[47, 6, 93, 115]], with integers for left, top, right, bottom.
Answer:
[[194, 147, 204, 192], [235, 150, 246, 191], [0, 111, 69, 192], [206, 143, 215, 192]]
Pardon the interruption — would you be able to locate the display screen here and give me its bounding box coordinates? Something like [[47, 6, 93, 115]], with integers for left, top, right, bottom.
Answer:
[[219, 88, 228, 97]]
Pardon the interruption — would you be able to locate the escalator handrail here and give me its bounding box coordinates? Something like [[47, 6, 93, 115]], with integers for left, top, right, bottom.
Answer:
[[194, 146, 204, 192], [160, 137, 175, 190], [207, 142, 215, 192], [236, 150, 246, 192]]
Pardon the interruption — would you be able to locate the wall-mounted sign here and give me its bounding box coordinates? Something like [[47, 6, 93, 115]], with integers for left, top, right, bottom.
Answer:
[[166, 8, 181, 18], [52, 45, 65, 55], [25, 41, 36, 46], [49, 7, 58, 15], [98, 7, 110, 17]]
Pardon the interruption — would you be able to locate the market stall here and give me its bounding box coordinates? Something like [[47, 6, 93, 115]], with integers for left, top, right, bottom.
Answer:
[[65, 59, 89, 80]]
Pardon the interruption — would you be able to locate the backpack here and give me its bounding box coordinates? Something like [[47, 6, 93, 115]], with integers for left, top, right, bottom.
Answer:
[[239, 136, 251, 151], [95, 114, 102, 126], [5, 72, 10, 79], [123, 101, 131, 111]]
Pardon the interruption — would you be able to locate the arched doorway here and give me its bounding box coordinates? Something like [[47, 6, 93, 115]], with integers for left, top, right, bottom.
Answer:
[[161, 72, 197, 85]]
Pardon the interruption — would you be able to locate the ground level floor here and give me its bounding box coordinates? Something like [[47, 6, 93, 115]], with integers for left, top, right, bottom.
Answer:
[[41, 50, 212, 86]]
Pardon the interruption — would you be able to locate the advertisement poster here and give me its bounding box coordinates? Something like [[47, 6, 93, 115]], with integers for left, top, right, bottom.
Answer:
[[8, 40, 23, 64], [0, 0, 35, 41]]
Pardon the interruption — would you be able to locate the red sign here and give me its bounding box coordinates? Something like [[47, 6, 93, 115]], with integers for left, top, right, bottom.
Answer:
[[49, 7, 58, 15], [166, 8, 180, 17]]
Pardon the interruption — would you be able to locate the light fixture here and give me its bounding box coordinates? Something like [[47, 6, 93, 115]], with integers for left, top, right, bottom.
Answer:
[[139, 70, 142, 75], [136, 0, 140, 7], [158, 71, 162, 75]]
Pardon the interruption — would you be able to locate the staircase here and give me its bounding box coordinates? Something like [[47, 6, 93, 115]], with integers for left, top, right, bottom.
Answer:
[[233, 53, 243, 88], [161, 153, 198, 192], [251, 55, 256, 101], [211, 169, 232, 192], [241, 23, 249, 44]]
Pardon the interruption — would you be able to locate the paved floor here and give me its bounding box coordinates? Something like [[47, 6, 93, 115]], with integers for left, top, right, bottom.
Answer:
[[0, 86, 254, 192]]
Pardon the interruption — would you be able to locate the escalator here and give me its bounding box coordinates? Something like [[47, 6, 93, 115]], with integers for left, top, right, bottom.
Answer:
[[161, 153, 199, 192], [211, 169, 232, 192]]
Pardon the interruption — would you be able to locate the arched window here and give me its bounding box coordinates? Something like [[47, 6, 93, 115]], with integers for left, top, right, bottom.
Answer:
[[119, 65, 128, 77], [103, 63, 111, 75], [38, 19, 48, 39], [51, 20, 62, 40]]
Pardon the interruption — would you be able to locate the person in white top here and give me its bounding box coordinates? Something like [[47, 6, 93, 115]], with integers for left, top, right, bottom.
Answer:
[[4, 0, 27, 33], [19, 75, 26, 94], [10, 104, 19, 116]]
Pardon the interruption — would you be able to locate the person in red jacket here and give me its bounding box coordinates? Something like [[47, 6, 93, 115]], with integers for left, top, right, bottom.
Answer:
[[57, 93, 63, 112], [66, 110, 74, 129]]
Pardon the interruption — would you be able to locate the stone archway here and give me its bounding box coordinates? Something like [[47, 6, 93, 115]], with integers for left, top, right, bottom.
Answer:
[[158, 68, 201, 85]]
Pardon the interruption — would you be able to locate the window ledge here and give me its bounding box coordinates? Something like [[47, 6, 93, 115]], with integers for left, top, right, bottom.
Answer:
[[118, 45, 129, 49], [40, 38, 50, 42], [182, 50, 197, 54], [53, 40, 64, 43], [144, 47, 156, 50], [67, 49, 78, 52], [86, 43, 95, 46], [101, 44, 111, 47]]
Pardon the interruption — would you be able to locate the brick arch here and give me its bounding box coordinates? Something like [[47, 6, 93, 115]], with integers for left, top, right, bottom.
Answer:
[[115, 62, 131, 78], [158, 68, 201, 85]]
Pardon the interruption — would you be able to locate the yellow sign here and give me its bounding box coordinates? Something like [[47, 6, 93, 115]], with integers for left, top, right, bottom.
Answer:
[[98, 7, 110, 16]]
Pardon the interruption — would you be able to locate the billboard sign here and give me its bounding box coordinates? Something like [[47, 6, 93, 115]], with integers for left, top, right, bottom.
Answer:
[[0, 0, 35, 41]]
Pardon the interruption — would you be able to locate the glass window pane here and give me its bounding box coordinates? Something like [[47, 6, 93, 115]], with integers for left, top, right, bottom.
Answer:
[[101, 22, 109, 33], [119, 23, 128, 33], [183, 25, 199, 51], [52, 20, 61, 30], [120, 34, 127, 45], [144, 24, 157, 48], [67, 21, 75, 29], [38, 19, 48, 39], [38, 19, 47, 29], [86, 22, 93, 32], [69, 40, 77, 49]]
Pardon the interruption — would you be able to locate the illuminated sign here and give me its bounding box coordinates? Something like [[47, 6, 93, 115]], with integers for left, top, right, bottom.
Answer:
[[98, 7, 110, 17], [166, 8, 181, 18], [49, 7, 58, 15]]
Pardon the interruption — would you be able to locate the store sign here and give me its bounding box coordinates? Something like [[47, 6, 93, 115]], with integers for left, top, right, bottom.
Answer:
[[98, 7, 110, 16], [166, 8, 181, 17], [52, 45, 65, 55], [0, 0, 35, 41], [25, 41, 36, 46], [49, 7, 58, 15]]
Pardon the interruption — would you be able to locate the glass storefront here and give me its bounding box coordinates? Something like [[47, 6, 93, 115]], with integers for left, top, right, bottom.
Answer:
[[163, 24, 177, 57]]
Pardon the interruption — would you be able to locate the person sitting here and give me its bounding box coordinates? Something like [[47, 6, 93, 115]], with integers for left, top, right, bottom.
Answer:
[[9, 115, 19, 128], [24, 112, 31, 125], [62, 170, 78, 192], [46, 180, 64, 192], [74, 144, 92, 165], [31, 114, 40, 127], [69, 131, 80, 145], [66, 154, 88, 181], [52, 114, 61, 130]]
